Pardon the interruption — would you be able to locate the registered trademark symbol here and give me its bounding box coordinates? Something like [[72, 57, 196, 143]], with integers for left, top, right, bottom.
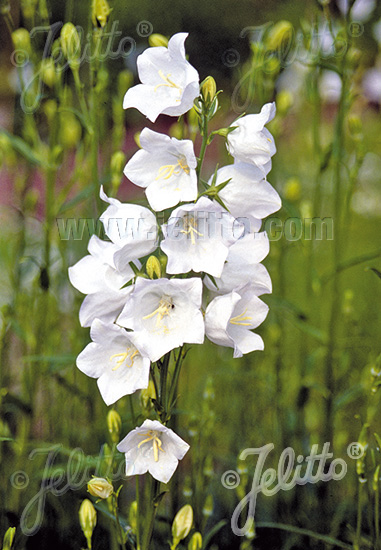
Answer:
[[347, 442, 365, 459], [348, 22, 364, 38]]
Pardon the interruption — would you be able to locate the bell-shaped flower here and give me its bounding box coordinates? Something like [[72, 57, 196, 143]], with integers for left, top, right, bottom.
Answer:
[[226, 102, 276, 175], [208, 162, 281, 222], [100, 187, 158, 272], [117, 419, 190, 483], [124, 128, 197, 211], [205, 284, 269, 358], [160, 197, 243, 278], [117, 277, 204, 362], [76, 319, 150, 405], [123, 33, 199, 122], [204, 232, 272, 295], [68, 235, 135, 327]]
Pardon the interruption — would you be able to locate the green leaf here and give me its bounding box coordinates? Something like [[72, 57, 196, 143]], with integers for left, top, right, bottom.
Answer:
[[57, 185, 95, 214], [0, 131, 44, 166], [203, 520, 227, 549]]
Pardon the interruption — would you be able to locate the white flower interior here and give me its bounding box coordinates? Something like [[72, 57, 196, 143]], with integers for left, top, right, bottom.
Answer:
[[137, 430, 165, 462]]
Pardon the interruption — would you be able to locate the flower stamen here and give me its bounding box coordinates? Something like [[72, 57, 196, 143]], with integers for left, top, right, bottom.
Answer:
[[110, 348, 139, 370], [154, 70, 182, 93], [143, 296, 173, 327], [155, 156, 190, 181], [230, 308, 253, 326], [137, 430, 165, 462], [180, 214, 203, 245]]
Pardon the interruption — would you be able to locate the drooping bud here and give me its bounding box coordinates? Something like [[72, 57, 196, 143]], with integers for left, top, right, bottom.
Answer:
[[60, 23, 81, 71], [79, 499, 97, 548], [188, 532, 202, 550], [87, 477, 114, 499], [171, 505, 193, 549], [92, 0, 111, 28], [146, 256, 161, 280], [149, 33, 168, 48], [107, 409, 122, 443], [12, 28, 31, 55], [2, 527, 16, 550]]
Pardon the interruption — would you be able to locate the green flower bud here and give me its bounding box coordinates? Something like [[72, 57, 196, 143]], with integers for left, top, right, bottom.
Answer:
[[276, 90, 293, 115], [129, 500, 138, 532], [20, 0, 37, 19], [188, 532, 202, 550], [348, 115, 362, 137], [92, 0, 111, 28], [202, 494, 213, 518], [146, 256, 161, 280], [87, 477, 114, 499], [107, 409, 122, 443], [43, 99, 57, 123], [169, 122, 183, 140], [59, 113, 81, 149], [201, 76, 217, 104], [284, 177, 301, 202], [110, 151, 126, 194], [40, 58, 57, 88], [149, 33, 168, 48], [266, 20, 294, 52], [140, 379, 156, 411], [12, 28, 31, 55], [60, 23, 81, 71], [171, 505, 193, 549], [118, 70, 134, 97], [2, 527, 16, 550], [79, 499, 97, 548]]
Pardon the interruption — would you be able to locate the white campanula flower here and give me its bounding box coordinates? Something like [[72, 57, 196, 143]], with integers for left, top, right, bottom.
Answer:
[[124, 128, 197, 211], [100, 187, 158, 272], [226, 102, 276, 175], [204, 232, 272, 295], [117, 277, 204, 362], [77, 319, 150, 405], [117, 419, 189, 483], [205, 284, 269, 358], [123, 33, 199, 123], [68, 235, 135, 327], [160, 197, 243, 278], [76, 319, 150, 405], [208, 162, 281, 222]]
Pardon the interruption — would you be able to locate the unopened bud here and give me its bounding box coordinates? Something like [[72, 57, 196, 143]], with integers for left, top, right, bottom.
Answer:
[[171, 505, 193, 549], [20, 0, 37, 19], [201, 76, 217, 104], [202, 494, 213, 518], [92, 0, 111, 28], [79, 499, 97, 547], [348, 115, 362, 137], [284, 177, 301, 202], [146, 256, 161, 279], [149, 33, 168, 48], [134, 131, 141, 148], [110, 151, 126, 194], [88, 477, 113, 499], [373, 464, 380, 492], [188, 532, 202, 550], [129, 500, 138, 532], [2, 527, 16, 550], [12, 28, 31, 55], [40, 58, 57, 88], [60, 113, 81, 149], [107, 409, 122, 443], [169, 122, 183, 139], [276, 90, 293, 115], [60, 23, 81, 70], [43, 99, 57, 123], [140, 380, 156, 410], [118, 70, 134, 97], [266, 20, 294, 51]]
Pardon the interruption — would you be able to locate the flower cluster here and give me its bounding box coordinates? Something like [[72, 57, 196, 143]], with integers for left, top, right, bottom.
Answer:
[[69, 33, 281, 483]]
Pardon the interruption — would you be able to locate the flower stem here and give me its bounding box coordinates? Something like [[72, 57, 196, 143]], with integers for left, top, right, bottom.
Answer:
[[196, 114, 208, 180]]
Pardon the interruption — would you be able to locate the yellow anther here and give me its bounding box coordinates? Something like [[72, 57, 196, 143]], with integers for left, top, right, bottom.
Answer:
[[229, 309, 253, 326], [154, 70, 182, 93], [109, 347, 138, 370], [156, 156, 190, 181], [137, 430, 165, 462], [142, 296, 173, 327], [180, 215, 203, 245]]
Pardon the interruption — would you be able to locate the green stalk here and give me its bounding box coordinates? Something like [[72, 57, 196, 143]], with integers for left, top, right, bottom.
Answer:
[[136, 477, 141, 550], [196, 114, 208, 179]]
